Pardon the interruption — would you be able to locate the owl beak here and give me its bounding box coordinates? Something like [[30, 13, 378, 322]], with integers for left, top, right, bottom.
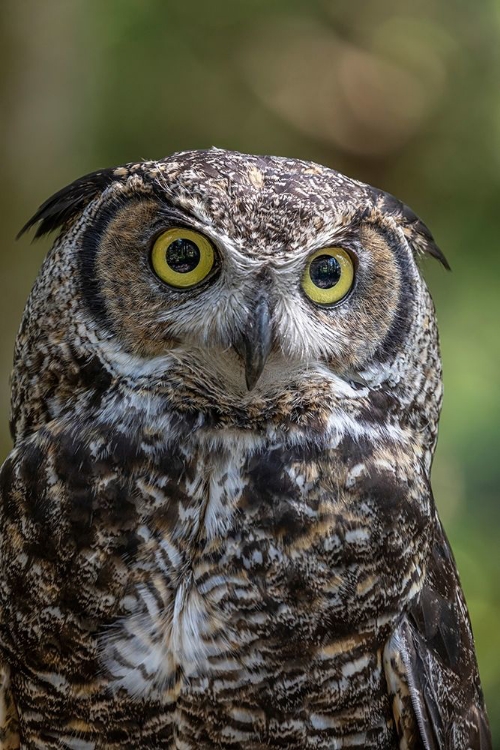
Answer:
[[234, 294, 272, 391]]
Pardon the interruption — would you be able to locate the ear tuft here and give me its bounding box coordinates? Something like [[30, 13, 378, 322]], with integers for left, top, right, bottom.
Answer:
[[17, 167, 119, 240], [373, 188, 451, 271]]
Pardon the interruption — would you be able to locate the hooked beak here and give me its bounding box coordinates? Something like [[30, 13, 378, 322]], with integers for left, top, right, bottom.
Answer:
[[234, 294, 272, 391]]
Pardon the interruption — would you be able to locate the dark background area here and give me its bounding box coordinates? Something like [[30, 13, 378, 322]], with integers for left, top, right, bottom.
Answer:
[[0, 0, 498, 738]]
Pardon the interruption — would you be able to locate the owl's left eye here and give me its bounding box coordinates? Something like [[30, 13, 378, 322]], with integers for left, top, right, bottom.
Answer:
[[151, 228, 215, 288], [302, 247, 355, 305]]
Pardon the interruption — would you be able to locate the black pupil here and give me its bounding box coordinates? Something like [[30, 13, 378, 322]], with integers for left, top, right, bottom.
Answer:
[[166, 239, 200, 273], [309, 254, 341, 288]]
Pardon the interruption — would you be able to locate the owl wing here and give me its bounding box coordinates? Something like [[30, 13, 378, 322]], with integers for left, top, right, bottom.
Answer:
[[384, 515, 492, 750], [0, 660, 20, 749]]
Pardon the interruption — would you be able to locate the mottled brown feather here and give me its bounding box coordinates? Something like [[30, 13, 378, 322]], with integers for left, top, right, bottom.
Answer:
[[0, 149, 489, 749]]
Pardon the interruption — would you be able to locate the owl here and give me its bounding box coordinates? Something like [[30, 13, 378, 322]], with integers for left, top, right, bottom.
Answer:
[[0, 149, 491, 749]]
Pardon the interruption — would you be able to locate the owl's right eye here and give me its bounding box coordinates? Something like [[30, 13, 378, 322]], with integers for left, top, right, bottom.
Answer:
[[151, 228, 215, 288]]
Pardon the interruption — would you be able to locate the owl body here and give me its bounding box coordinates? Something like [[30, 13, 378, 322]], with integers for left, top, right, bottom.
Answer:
[[0, 150, 491, 748]]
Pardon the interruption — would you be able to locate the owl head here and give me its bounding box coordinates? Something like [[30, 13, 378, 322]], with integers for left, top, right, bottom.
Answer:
[[13, 149, 447, 444]]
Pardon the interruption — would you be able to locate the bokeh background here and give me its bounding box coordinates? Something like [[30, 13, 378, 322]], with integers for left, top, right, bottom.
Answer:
[[1, 0, 499, 739]]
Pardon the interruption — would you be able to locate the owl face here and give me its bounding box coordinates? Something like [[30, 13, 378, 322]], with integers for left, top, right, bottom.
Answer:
[[51, 150, 443, 398], [14, 149, 447, 440]]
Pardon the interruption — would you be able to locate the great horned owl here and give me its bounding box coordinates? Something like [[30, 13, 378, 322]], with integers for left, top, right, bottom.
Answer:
[[0, 149, 491, 749]]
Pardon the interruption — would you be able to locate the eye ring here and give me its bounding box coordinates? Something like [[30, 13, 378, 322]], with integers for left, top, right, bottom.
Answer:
[[302, 247, 355, 305], [151, 228, 216, 289]]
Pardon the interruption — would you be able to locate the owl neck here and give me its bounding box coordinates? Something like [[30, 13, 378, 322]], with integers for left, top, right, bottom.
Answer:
[[359, 285, 443, 472]]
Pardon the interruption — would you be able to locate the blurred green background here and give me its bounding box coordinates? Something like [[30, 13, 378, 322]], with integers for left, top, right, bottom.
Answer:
[[0, 0, 499, 739]]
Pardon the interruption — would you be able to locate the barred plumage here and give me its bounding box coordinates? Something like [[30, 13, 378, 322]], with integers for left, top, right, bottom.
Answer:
[[0, 149, 491, 748]]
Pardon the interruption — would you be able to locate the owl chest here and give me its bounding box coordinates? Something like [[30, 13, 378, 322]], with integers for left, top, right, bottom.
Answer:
[[97, 428, 430, 703], [123, 431, 428, 644]]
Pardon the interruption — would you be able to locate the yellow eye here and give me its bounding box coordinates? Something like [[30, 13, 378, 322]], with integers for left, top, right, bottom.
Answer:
[[151, 228, 215, 288], [302, 247, 354, 305]]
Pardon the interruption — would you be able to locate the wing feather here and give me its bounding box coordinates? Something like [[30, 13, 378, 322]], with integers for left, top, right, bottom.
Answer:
[[0, 660, 20, 750], [384, 517, 492, 750]]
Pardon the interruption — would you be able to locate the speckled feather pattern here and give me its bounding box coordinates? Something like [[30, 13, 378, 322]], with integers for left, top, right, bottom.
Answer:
[[0, 149, 491, 749]]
